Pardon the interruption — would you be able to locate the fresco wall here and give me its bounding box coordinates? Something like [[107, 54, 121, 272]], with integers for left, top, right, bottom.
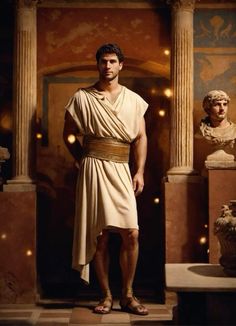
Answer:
[[37, 7, 170, 73], [194, 8, 236, 172]]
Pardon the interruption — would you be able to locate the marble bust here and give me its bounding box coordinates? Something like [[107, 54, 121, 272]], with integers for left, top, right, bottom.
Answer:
[[196, 90, 236, 168]]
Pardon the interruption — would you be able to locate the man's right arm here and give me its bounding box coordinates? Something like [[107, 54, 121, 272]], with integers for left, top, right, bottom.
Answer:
[[63, 111, 83, 163]]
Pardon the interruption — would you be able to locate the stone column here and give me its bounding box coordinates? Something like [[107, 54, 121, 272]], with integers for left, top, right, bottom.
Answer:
[[167, 0, 196, 179], [4, 0, 37, 192]]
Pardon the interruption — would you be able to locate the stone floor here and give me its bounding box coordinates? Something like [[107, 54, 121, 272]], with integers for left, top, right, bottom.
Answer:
[[0, 292, 176, 325]]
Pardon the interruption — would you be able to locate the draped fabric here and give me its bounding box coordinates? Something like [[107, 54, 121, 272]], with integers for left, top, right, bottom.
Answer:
[[65, 86, 148, 283]]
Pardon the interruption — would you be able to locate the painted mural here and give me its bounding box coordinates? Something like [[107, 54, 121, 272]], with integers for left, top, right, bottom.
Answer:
[[194, 9, 236, 171], [37, 7, 170, 73], [194, 9, 236, 103]]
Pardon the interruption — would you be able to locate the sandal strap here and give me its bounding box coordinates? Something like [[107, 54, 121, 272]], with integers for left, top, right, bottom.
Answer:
[[99, 297, 113, 305], [122, 287, 133, 297], [120, 295, 148, 315], [94, 297, 113, 314], [121, 295, 140, 307]]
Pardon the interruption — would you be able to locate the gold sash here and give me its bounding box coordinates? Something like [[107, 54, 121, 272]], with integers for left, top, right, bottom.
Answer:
[[83, 136, 130, 163]]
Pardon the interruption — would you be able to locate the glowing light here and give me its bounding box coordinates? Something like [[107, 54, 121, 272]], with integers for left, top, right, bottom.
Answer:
[[1, 234, 7, 240], [164, 49, 170, 56], [36, 133, 42, 139], [204, 224, 208, 229], [164, 88, 172, 98], [207, 249, 210, 254], [151, 88, 158, 95], [199, 236, 207, 245], [154, 197, 160, 204], [67, 134, 76, 144], [158, 109, 165, 117], [26, 250, 33, 256], [0, 112, 12, 131]]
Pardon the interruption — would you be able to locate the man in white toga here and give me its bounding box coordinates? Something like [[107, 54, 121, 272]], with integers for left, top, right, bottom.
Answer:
[[63, 43, 148, 315]]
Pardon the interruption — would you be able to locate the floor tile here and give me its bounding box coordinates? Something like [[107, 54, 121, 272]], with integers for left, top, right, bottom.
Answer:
[[0, 296, 176, 326]]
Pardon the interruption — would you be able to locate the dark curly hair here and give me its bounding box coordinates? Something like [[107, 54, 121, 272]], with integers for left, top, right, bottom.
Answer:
[[96, 43, 124, 63]]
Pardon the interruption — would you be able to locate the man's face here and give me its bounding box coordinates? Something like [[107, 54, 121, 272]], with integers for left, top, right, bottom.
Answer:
[[209, 99, 228, 122], [97, 53, 123, 81]]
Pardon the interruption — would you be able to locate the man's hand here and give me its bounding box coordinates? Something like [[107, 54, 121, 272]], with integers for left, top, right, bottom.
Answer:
[[133, 172, 144, 196]]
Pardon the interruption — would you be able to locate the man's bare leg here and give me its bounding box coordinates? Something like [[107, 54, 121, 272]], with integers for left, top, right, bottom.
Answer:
[[93, 230, 113, 314], [119, 229, 139, 292], [119, 229, 148, 315]]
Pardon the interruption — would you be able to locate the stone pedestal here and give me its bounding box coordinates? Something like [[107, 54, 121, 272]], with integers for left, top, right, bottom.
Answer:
[[0, 192, 37, 303], [208, 169, 236, 263], [166, 263, 236, 325], [164, 176, 207, 263]]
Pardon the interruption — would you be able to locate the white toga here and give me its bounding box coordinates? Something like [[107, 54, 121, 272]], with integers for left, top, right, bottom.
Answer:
[[65, 85, 148, 283]]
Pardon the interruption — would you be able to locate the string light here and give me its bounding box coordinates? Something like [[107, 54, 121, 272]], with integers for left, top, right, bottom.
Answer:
[[164, 88, 172, 98], [199, 236, 207, 245], [26, 250, 33, 256], [67, 134, 76, 144], [153, 197, 160, 204], [1, 233, 7, 240], [36, 133, 42, 139], [164, 49, 170, 56], [158, 109, 165, 117], [151, 88, 158, 95]]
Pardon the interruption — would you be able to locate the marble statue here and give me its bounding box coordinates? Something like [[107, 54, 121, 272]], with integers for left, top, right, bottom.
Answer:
[[0, 147, 10, 161], [196, 90, 236, 169], [0, 146, 10, 189]]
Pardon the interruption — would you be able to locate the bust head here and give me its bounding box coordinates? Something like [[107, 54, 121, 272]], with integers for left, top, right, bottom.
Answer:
[[202, 90, 230, 126]]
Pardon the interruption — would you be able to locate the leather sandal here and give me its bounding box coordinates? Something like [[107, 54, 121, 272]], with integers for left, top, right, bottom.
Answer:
[[120, 296, 149, 315], [93, 296, 113, 314]]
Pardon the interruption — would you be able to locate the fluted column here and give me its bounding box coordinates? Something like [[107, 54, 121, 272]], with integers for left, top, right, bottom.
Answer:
[[167, 0, 196, 177], [5, 0, 37, 191]]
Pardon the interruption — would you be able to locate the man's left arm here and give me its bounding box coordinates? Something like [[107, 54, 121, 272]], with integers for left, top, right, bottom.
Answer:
[[132, 117, 147, 196]]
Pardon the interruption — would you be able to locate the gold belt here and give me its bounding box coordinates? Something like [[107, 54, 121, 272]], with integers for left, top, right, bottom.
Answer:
[[83, 136, 130, 163]]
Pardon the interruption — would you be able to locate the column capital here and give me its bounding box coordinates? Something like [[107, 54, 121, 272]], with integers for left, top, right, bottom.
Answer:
[[167, 0, 195, 11], [17, 0, 39, 9]]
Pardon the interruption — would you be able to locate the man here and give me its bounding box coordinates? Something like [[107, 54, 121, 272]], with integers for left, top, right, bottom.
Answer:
[[199, 89, 236, 147], [63, 44, 148, 315]]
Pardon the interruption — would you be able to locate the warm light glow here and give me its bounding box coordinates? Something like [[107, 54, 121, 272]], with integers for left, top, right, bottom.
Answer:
[[164, 88, 172, 98], [204, 224, 208, 229], [0, 112, 12, 131], [207, 249, 210, 254], [154, 197, 160, 204], [199, 236, 207, 245], [1, 234, 7, 240], [26, 250, 33, 256], [36, 133, 42, 139], [67, 134, 76, 144], [151, 88, 158, 95], [164, 49, 170, 56], [158, 109, 165, 117]]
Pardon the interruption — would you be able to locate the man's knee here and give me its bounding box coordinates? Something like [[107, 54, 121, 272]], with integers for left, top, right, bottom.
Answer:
[[123, 229, 139, 248], [96, 231, 109, 251]]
